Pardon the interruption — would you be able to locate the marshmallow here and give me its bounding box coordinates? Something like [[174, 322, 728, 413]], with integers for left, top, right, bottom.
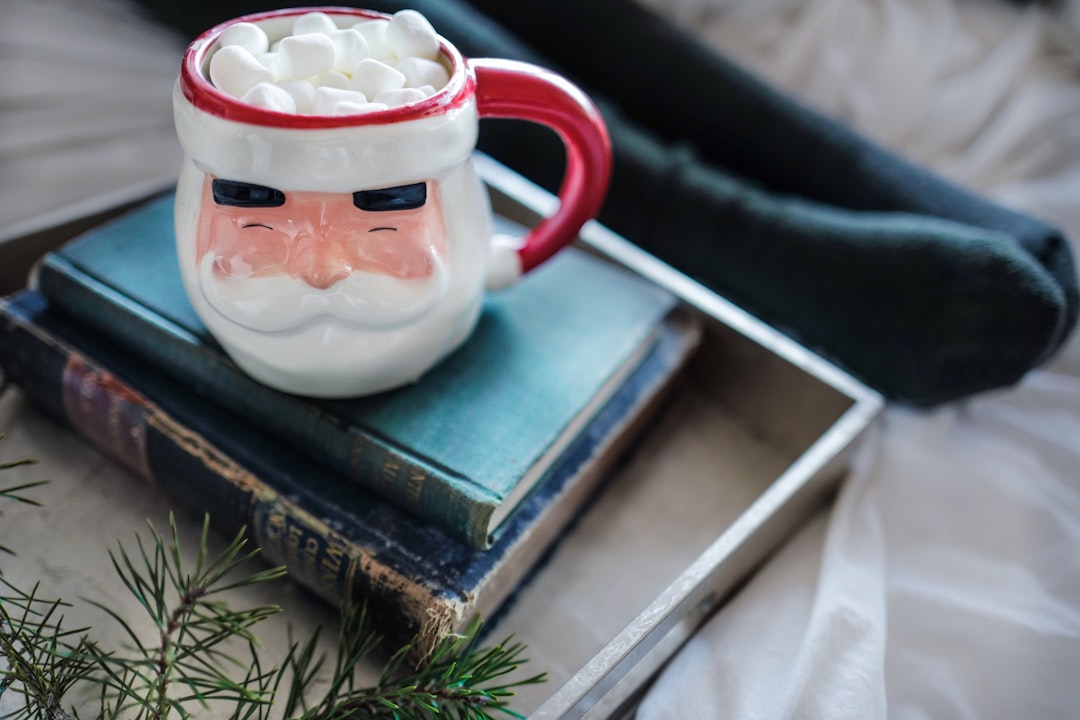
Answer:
[[395, 57, 449, 91], [385, 10, 440, 60], [209, 45, 275, 98], [311, 86, 369, 115], [347, 58, 406, 99], [330, 28, 370, 74], [274, 79, 316, 113], [311, 71, 349, 90], [333, 101, 390, 116], [279, 33, 336, 80], [219, 22, 269, 55], [351, 20, 394, 61], [240, 82, 296, 113], [208, 10, 453, 116], [256, 51, 283, 77], [374, 87, 427, 107], [292, 11, 338, 36]]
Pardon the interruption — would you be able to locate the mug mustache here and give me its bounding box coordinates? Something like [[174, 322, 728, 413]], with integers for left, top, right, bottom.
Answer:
[[197, 251, 447, 333]]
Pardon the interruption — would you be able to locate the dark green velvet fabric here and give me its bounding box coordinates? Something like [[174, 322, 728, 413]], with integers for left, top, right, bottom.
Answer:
[[136, 0, 1079, 406]]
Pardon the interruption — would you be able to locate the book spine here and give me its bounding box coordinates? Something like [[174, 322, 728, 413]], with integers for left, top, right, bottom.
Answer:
[[35, 258, 498, 548], [0, 301, 459, 651]]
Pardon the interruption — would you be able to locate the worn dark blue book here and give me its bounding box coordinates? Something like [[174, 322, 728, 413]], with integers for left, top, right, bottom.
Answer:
[[0, 288, 698, 652], [33, 191, 682, 548]]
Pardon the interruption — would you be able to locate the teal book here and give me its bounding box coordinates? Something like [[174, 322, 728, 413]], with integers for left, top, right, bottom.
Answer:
[[33, 192, 682, 548], [0, 289, 699, 653]]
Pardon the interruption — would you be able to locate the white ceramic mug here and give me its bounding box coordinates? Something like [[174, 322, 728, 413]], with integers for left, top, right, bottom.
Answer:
[[173, 7, 610, 398]]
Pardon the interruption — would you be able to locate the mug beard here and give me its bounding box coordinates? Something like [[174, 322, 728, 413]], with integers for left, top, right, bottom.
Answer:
[[196, 251, 448, 334]]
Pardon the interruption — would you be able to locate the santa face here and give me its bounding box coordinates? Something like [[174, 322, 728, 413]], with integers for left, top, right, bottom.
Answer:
[[194, 175, 448, 333], [174, 160, 489, 398]]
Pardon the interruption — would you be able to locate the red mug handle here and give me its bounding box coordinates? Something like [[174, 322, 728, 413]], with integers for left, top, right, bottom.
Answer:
[[471, 58, 612, 282]]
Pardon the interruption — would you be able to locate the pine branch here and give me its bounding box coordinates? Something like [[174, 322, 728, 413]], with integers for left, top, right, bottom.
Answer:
[[284, 610, 547, 720], [85, 515, 287, 720], [0, 444, 548, 720], [0, 438, 91, 720], [0, 579, 97, 720], [0, 430, 43, 557]]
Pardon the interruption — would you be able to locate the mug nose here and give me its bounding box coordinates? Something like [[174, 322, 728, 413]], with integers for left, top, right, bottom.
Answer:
[[303, 264, 350, 290], [288, 232, 352, 289]]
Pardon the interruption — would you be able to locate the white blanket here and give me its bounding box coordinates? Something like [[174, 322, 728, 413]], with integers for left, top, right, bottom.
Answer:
[[637, 1, 1080, 717]]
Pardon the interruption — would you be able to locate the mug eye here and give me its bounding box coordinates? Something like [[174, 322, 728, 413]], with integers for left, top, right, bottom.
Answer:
[[354, 182, 427, 211], [212, 179, 286, 207]]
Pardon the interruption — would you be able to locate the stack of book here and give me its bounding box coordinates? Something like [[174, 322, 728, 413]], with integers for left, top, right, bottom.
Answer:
[[0, 171, 700, 653]]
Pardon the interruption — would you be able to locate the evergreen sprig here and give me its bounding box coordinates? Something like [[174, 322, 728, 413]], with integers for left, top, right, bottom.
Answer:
[[83, 515, 288, 720], [286, 604, 547, 720], [0, 579, 97, 720], [0, 443, 545, 720], [0, 431, 43, 559]]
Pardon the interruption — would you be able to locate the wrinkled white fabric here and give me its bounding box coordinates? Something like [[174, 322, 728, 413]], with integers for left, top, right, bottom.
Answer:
[[640, 376, 1080, 719], [637, 0, 1080, 717]]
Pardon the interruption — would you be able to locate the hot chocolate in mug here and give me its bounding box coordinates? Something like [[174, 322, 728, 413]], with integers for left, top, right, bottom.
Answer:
[[173, 7, 610, 398]]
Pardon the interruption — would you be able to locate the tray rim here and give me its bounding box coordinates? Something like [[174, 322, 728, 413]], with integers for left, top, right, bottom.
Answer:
[[473, 153, 884, 718]]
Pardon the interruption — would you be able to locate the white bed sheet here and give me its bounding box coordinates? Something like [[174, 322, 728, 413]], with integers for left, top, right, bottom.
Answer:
[[636, 1, 1080, 717]]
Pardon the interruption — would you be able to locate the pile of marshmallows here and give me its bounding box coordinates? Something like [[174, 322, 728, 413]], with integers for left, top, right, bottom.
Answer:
[[208, 10, 450, 116]]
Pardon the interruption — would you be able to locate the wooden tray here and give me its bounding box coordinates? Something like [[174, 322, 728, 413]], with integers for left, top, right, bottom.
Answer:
[[0, 156, 882, 719]]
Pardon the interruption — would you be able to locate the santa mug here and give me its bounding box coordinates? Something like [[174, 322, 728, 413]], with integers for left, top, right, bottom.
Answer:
[[172, 7, 610, 397]]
